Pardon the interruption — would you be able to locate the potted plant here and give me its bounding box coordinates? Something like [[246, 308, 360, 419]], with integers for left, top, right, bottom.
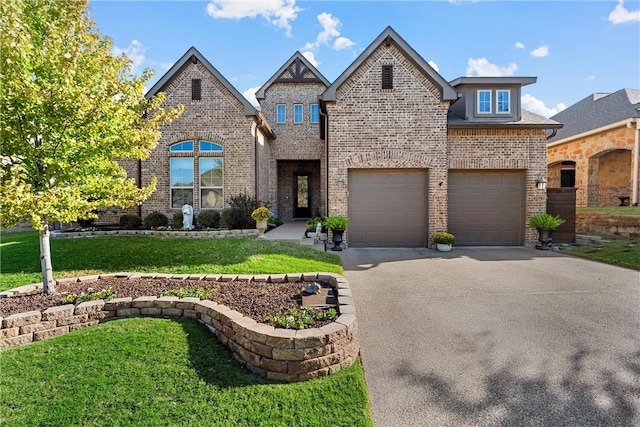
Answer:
[[433, 231, 455, 252], [325, 215, 349, 251], [251, 206, 271, 238], [529, 213, 565, 250]]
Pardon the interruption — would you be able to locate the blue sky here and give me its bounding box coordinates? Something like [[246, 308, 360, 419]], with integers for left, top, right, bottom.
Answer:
[[90, 0, 640, 118]]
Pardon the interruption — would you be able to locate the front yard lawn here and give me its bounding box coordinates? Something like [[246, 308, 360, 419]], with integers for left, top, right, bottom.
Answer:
[[564, 239, 639, 270], [0, 232, 343, 291], [1, 317, 372, 426]]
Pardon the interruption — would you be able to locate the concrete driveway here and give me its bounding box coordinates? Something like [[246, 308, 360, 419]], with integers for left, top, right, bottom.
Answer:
[[341, 247, 640, 427]]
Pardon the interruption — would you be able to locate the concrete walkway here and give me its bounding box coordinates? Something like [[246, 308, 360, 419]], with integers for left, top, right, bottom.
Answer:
[[263, 221, 307, 242], [340, 247, 640, 427]]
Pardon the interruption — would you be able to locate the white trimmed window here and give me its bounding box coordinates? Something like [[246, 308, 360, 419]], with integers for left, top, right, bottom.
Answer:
[[276, 104, 286, 123], [170, 140, 224, 210], [478, 90, 492, 114], [497, 90, 510, 113], [294, 104, 303, 124], [310, 104, 319, 123]]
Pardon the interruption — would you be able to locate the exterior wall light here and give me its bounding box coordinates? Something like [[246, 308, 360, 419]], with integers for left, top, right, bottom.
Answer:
[[536, 177, 547, 190]]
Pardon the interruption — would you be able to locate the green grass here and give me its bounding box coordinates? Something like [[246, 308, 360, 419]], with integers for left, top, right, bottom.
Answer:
[[577, 206, 640, 215], [564, 239, 640, 270], [0, 232, 343, 291], [0, 317, 372, 426]]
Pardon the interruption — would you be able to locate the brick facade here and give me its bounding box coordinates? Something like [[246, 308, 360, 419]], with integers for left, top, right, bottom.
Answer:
[[105, 29, 559, 246]]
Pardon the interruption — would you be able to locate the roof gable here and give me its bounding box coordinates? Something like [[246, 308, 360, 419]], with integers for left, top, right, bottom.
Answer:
[[322, 26, 457, 102], [256, 51, 330, 100], [146, 46, 258, 116]]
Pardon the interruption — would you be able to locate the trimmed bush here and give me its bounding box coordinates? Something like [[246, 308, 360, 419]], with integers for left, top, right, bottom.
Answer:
[[172, 212, 184, 229], [221, 208, 244, 230], [143, 212, 168, 229], [197, 210, 220, 228], [119, 214, 142, 230]]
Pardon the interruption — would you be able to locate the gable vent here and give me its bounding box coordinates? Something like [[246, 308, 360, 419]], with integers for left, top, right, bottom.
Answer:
[[382, 65, 393, 89], [192, 79, 201, 100]]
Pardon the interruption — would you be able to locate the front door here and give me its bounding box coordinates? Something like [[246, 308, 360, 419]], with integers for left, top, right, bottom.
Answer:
[[294, 173, 311, 218]]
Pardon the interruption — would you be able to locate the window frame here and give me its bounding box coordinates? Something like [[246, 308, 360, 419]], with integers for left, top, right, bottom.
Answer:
[[199, 157, 224, 209], [169, 157, 194, 209], [310, 103, 319, 124], [276, 104, 286, 123], [477, 90, 492, 114], [293, 104, 303, 124], [496, 89, 511, 114]]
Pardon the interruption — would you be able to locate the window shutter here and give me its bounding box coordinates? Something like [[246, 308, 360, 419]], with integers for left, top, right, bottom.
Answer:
[[192, 79, 202, 100], [382, 65, 393, 89]]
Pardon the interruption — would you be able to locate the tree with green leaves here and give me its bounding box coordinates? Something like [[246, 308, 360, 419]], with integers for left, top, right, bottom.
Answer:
[[0, 0, 183, 294]]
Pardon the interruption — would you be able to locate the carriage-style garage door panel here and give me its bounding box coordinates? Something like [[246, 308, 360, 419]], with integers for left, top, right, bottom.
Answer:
[[348, 169, 428, 247], [448, 170, 525, 246]]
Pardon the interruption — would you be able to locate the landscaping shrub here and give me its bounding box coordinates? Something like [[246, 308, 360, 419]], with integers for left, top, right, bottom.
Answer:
[[172, 211, 184, 229], [119, 214, 142, 230], [224, 191, 263, 229], [143, 212, 168, 229], [76, 217, 95, 228], [197, 210, 220, 228]]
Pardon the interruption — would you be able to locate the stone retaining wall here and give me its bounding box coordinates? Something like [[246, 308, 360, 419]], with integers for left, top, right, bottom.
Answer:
[[51, 229, 258, 239], [0, 273, 358, 382], [577, 213, 640, 239]]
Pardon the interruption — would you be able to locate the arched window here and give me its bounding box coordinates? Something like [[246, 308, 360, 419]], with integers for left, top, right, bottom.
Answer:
[[169, 140, 223, 209]]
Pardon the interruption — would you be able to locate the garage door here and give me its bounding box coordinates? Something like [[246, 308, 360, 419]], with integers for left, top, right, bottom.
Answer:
[[448, 170, 525, 246], [348, 169, 427, 247]]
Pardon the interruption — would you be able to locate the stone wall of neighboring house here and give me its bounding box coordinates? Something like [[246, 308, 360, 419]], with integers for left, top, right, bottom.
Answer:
[[140, 61, 257, 219], [547, 126, 636, 206], [325, 42, 450, 242], [448, 128, 549, 244], [260, 82, 327, 220]]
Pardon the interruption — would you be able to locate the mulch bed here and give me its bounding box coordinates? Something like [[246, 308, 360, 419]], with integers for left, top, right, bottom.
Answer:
[[1, 278, 335, 329]]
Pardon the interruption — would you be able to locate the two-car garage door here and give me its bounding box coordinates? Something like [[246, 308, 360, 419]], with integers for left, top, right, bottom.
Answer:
[[347, 169, 526, 247], [448, 170, 526, 246]]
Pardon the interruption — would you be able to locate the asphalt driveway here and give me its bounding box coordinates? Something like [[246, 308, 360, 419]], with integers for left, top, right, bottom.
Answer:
[[341, 247, 640, 427]]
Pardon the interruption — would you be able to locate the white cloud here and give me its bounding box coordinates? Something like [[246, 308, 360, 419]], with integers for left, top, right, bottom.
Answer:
[[466, 58, 517, 77], [530, 45, 549, 58], [333, 37, 355, 51], [522, 93, 566, 118], [301, 51, 320, 67], [242, 86, 261, 108], [304, 12, 355, 52], [515, 41, 525, 49], [428, 60, 439, 73], [205, 0, 301, 36], [608, 0, 640, 24], [112, 40, 145, 73], [586, 75, 596, 81]]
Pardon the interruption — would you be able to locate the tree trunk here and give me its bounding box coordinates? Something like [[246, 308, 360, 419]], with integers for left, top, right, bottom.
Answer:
[[39, 224, 56, 294]]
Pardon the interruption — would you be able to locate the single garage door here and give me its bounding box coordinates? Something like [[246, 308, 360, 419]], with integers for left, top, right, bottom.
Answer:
[[348, 169, 427, 247], [448, 170, 525, 246]]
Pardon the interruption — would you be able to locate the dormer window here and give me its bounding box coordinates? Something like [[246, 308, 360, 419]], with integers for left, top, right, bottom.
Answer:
[[497, 90, 510, 113], [478, 90, 491, 114]]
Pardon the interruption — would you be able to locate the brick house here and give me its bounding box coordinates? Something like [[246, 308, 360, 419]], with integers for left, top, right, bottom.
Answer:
[[124, 26, 561, 247], [547, 89, 640, 207]]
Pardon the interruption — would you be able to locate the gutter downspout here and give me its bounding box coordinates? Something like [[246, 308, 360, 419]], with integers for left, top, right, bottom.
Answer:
[[320, 106, 329, 218], [546, 128, 558, 140], [632, 120, 640, 205]]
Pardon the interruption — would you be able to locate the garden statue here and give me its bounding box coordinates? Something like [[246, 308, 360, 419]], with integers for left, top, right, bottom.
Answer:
[[181, 204, 194, 230]]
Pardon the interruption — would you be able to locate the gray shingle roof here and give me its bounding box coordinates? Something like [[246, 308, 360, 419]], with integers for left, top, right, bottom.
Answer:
[[548, 89, 640, 142], [447, 108, 562, 128]]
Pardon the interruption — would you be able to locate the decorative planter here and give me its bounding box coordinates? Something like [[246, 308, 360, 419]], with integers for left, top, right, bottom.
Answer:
[[535, 227, 554, 250], [256, 219, 268, 238], [330, 228, 345, 251], [436, 243, 452, 252]]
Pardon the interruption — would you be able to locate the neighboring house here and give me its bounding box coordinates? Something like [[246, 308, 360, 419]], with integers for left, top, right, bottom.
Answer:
[[117, 26, 561, 247], [547, 89, 640, 206]]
